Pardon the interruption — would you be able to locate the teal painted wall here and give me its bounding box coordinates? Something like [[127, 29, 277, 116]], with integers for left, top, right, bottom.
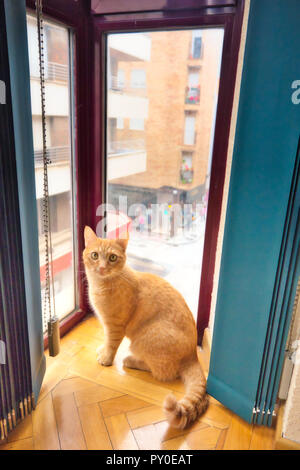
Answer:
[[208, 0, 300, 421]]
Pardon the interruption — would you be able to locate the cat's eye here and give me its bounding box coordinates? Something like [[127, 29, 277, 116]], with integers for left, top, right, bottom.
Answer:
[[91, 252, 99, 260], [109, 254, 117, 262]]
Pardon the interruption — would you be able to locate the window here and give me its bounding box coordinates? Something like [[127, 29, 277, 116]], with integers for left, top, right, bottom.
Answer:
[[184, 112, 196, 145], [191, 30, 202, 59], [129, 118, 144, 130], [182, 152, 193, 169], [181, 152, 194, 184], [186, 69, 201, 104], [26, 14, 76, 327], [130, 69, 146, 88], [106, 29, 224, 319], [117, 69, 125, 89], [117, 117, 124, 129]]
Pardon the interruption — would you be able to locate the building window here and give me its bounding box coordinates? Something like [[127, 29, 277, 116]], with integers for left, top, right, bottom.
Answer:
[[190, 30, 202, 59], [117, 117, 124, 129], [117, 69, 125, 89], [130, 69, 146, 88], [184, 112, 196, 145], [129, 118, 144, 130], [185, 67, 200, 104], [27, 14, 76, 326], [180, 152, 194, 184]]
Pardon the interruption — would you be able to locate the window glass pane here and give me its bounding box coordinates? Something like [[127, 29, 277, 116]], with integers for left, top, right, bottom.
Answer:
[[191, 30, 202, 59], [26, 14, 76, 328], [106, 29, 223, 319]]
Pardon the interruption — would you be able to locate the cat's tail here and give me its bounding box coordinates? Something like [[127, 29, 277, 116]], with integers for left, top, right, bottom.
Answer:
[[163, 359, 208, 429]]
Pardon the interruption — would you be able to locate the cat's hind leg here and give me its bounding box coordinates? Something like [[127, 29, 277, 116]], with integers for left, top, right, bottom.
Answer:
[[123, 355, 150, 371], [148, 359, 179, 382]]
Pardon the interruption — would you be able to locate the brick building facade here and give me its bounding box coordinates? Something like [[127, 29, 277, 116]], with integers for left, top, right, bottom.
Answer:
[[108, 29, 223, 208]]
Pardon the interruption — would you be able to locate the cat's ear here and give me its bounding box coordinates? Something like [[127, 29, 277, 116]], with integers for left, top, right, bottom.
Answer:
[[84, 226, 98, 247], [116, 234, 129, 252]]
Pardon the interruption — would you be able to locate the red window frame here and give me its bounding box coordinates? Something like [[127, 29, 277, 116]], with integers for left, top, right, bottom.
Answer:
[[26, 0, 244, 345], [26, 0, 93, 344]]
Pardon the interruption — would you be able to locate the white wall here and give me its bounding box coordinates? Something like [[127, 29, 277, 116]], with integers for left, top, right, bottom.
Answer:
[[108, 91, 149, 120], [30, 80, 69, 116], [108, 151, 147, 180], [35, 164, 71, 198]]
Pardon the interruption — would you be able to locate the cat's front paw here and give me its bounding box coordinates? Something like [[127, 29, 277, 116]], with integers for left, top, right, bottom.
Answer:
[[97, 346, 113, 366]]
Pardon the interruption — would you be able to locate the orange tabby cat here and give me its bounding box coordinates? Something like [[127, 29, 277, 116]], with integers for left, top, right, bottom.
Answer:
[[83, 226, 208, 428]]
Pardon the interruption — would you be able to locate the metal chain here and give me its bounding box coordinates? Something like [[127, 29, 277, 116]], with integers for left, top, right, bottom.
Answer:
[[36, 0, 56, 331]]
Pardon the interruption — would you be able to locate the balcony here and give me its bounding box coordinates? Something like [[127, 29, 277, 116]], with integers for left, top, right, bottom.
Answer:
[[185, 86, 200, 104], [109, 75, 147, 95], [107, 139, 147, 180], [30, 80, 69, 116], [108, 139, 145, 156], [47, 62, 68, 82], [180, 169, 194, 184], [34, 145, 70, 166], [109, 75, 125, 92], [30, 61, 68, 83], [108, 88, 148, 119]]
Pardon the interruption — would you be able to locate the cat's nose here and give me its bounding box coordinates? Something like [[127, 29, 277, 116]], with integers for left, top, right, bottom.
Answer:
[[99, 267, 106, 275]]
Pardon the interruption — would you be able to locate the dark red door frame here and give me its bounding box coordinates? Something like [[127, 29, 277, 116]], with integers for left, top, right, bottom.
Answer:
[[93, 1, 245, 344], [91, 0, 238, 15], [26, 0, 244, 345]]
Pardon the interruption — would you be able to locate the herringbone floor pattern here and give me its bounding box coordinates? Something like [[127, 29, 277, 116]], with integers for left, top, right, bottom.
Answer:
[[0, 315, 275, 450]]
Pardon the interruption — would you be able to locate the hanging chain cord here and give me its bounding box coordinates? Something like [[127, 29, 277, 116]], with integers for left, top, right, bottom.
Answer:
[[36, 0, 57, 332]]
